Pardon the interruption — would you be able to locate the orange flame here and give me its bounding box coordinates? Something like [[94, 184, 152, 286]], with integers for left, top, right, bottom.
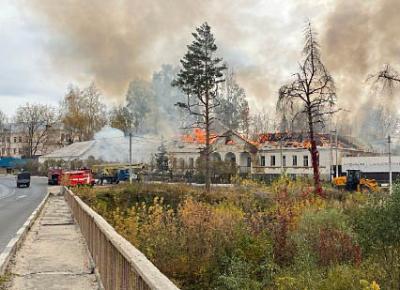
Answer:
[[181, 128, 217, 144]]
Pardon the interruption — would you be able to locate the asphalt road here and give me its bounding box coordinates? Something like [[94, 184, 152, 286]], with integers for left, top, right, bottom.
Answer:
[[0, 175, 48, 253]]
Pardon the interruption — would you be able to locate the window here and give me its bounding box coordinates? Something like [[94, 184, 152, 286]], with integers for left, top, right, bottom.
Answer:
[[19, 136, 22, 143], [6, 137, 10, 143], [271, 155, 276, 166], [189, 158, 194, 169], [247, 157, 251, 167], [260, 156, 265, 167], [282, 155, 286, 167], [14, 137, 17, 143], [303, 155, 309, 167], [293, 155, 297, 166], [13, 148, 17, 154]]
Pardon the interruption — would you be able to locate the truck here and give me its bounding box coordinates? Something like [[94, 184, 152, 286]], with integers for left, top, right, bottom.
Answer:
[[61, 169, 95, 187], [91, 163, 143, 185]]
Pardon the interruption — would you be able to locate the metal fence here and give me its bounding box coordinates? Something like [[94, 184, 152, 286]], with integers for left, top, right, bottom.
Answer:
[[64, 187, 180, 290]]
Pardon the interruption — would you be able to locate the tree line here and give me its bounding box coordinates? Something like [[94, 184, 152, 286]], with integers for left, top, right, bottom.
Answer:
[[0, 64, 262, 159]]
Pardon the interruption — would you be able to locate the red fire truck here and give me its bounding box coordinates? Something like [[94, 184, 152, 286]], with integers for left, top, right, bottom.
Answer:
[[61, 169, 95, 187], [48, 168, 95, 187]]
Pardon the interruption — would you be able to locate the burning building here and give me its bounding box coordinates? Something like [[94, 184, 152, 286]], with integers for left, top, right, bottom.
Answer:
[[167, 130, 375, 181], [254, 132, 375, 181], [166, 129, 258, 175]]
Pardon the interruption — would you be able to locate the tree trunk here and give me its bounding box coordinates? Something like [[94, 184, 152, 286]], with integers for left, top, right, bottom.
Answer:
[[205, 92, 211, 192], [307, 110, 323, 196]]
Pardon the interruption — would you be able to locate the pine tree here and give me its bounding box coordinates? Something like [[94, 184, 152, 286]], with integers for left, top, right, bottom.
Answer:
[[173, 22, 226, 191]]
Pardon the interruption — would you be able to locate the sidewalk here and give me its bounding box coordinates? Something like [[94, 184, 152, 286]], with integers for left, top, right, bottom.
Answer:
[[5, 188, 99, 290]]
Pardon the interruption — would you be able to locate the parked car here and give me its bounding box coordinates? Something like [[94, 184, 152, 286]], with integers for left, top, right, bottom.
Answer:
[[17, 172, 31, 188]]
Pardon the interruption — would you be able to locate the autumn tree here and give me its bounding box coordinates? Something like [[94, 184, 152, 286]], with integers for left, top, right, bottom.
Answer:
[[61, 83, 107, 141], [109, 105, 134, 135], [277, 22, 337, 196], [15, 103, 57, 157], [173, 22, 226, 191], [82, 83, 107, 138]]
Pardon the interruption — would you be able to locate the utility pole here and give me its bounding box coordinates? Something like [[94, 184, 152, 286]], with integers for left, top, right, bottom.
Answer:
[[280, 138, 283, 174], [335, 129, 339, 178], [388, 135, 392, 195], [129, 133, 133, 184], [329, 132, 333, 182]]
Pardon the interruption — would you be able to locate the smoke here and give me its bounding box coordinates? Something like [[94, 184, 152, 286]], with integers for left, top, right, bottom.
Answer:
[[24, 0, 400, 138], [94, 126, 124, 140], [25, 0, 264, 98], [321, 0, 400, 107]]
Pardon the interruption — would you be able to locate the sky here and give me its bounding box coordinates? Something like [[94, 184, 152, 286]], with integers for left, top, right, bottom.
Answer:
[[0, 0, 399, 123]]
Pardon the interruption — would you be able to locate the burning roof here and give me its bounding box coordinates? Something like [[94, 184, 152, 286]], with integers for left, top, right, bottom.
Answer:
[[258, 132, 365, 150], [181, 128, 217, 144]]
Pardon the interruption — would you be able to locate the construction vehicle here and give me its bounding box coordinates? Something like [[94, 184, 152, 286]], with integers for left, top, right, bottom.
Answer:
[[332, 170, 378, 192], [91, 163, 145, 185]]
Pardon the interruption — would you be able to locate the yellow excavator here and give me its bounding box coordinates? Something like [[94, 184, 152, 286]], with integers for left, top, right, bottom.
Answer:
[[332, 170, 378, 192]]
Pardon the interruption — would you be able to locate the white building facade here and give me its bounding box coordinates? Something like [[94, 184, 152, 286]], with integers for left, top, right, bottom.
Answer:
[[167, 130, 375, 181]]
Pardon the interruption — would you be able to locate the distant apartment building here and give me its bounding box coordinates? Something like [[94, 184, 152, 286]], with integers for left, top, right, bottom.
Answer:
[[0, 122, 71, 158]]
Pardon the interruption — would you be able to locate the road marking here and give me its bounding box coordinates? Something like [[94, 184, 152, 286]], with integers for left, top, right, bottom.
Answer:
[[16, 195, 27, 200]]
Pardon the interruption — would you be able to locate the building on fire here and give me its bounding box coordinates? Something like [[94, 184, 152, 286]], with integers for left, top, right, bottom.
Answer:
[[167, 129, 375, 181]]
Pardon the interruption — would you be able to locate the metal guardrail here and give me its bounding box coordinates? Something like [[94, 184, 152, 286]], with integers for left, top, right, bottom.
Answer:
[[64, 187, 180, 290]]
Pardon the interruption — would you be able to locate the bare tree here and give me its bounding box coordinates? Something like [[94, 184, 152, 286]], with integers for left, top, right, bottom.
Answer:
[[251, 109, 272, 139], [370, 64, 400, 88], [277, 22, 337, 196], [0, 110, 6, 129], [173, 22, 226, 191], [367, 64, 400, 141], [15, 103, 57, 158]]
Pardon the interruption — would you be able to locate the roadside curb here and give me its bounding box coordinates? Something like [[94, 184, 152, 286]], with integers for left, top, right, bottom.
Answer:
[[0, 190, 51, 275]]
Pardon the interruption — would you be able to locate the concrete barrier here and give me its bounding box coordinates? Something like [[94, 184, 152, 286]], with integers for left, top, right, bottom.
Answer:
[[64, 187, 180, 290]]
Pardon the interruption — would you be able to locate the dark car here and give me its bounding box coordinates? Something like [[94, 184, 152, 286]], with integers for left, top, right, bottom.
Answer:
[[17, 172, 31, 188]]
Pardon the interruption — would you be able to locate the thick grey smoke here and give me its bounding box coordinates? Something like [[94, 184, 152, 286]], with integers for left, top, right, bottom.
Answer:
[[321, 0, 400, 107], [25, 0, 264, 98], [25, 0, 400, 131]]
